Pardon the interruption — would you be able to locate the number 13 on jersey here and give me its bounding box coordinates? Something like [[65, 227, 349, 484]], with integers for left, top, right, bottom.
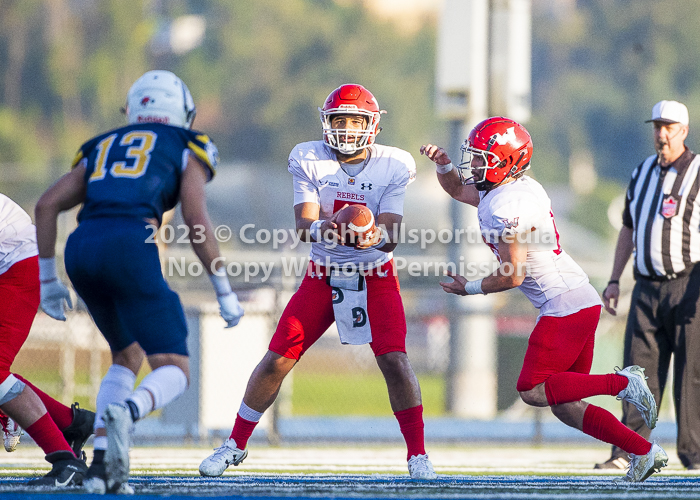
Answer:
[[89, 131, 156, 182]]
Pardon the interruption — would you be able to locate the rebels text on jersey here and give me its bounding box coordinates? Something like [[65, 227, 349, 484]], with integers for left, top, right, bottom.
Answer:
[[477, 176, 598, 311], [72, 123, 218, 224], [289, 141, 416, 268]]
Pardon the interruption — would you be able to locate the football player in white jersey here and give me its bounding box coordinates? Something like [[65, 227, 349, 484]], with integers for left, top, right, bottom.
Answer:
[[199, 84, 436, 480], [421, 117, 667, 482], [0, 193, 96, 486]]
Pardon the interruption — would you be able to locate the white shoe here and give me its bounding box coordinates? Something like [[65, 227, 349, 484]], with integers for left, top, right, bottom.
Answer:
[[616, 365, 658, 429], [199, 438, 248, 477], [83, 474, 134, 494], [625, 442, 668, 482], [408, 453, 437, 479], [103, 403, 133, 491], [2, 417, 23, 452], [82, 476, 106, 494]]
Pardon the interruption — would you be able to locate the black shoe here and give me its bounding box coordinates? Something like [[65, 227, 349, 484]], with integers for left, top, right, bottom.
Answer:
[[62, 402, 95, 461], [26, 450, 88, 487], [594, 455, 630, 470]]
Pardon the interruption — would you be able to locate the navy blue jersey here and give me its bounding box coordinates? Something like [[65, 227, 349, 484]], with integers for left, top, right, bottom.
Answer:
[[71, 123, 218, 224]]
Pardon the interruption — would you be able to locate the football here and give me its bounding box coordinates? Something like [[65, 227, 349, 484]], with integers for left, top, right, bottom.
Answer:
[[335, 204, 375, 246]]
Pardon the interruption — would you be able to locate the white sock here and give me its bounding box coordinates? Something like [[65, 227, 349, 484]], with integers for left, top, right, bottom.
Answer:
[[92, 435, 108, 450], [126, 365, 188, 420], [239, 401, 263, 422], [94, 364, 136, 447]]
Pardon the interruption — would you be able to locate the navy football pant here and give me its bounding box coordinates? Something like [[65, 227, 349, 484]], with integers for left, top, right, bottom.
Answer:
[[65, 218, 188, 356]]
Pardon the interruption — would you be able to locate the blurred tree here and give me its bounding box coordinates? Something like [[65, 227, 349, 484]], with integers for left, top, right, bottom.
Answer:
[[4, 0, 700, 208], [0, 0, 438, 181], [172, 0, 438, 163], [531, 0, 700, 185]]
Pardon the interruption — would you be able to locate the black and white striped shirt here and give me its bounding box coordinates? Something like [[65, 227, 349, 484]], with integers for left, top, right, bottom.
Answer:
[[623, 147, 700, 278]]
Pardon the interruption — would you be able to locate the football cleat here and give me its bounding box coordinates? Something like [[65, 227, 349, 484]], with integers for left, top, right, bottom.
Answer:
[[408, 453, 437, 479], [103, 403, 133, 491], [199, 438, 248, 477], [26, 450, 87, 487], [61, 402, 95, 461], [83, 460, 134, 494], [625, 442, 668, 482], [616, 365, 658, 429], [1, 415, 23, 452]]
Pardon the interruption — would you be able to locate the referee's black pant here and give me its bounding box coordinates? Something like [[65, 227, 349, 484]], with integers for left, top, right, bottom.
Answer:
[[610, 264, 700, 468]]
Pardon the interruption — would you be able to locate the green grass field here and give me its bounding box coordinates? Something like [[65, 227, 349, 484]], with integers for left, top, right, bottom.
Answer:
[[290, 373, 445, 416]]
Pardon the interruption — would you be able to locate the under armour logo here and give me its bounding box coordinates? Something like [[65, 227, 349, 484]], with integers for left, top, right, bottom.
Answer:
[[492, 127, 516, 145], [361, 183, 372, 190]]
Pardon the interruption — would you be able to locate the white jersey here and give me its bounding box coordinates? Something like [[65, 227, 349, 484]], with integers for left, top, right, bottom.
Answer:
[[289, 141, 416, 268], [478, 176, 602, 316], [0, 194, 38, 276]]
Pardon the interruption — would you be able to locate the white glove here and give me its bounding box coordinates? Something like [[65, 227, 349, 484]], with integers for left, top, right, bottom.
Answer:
[[40, 279, 73, 321], [218, 292, 244, 328]]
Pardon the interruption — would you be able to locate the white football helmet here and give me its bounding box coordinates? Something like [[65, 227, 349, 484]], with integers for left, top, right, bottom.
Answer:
[[125, 70, 196, 129]]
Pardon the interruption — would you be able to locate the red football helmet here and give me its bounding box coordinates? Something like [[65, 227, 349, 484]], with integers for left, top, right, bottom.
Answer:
[[458, 117, 533, 190], [319, 84, 384, 154]]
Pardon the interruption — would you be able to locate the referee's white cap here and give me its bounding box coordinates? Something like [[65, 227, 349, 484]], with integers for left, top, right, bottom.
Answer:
[[646, 100, 689, 125]]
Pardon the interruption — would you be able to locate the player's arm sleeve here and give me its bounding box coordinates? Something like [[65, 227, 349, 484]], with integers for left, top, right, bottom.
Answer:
[[70, 143, 91, 182], [71, 140, 93, 170], [186, 134, 218, 182], [622, 195, 633, 228], [378, 156, 416, 216], [621, 172, 638, 229], [70, 148, 85, 170], [288, 156, 319, 206]]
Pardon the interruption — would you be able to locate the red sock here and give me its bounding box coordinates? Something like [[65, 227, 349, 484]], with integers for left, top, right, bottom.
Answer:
[[544, 373, 628, 405], [582, 404, 651, 455], [25, 413, 75, 456], [13, 374, 74, 430], [229, 414, 259, 449], [394, 405, 426, 461]]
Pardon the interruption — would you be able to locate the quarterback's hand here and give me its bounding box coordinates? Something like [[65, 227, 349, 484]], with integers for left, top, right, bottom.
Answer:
[[603, 283, 619, 316], [40, 279, 73, 321], [355, 224, 384, 249], [218, 292, 244, 328], [439, 270, 468, 296], [318, 204, 349, 246], [420, 144, 452, 166]]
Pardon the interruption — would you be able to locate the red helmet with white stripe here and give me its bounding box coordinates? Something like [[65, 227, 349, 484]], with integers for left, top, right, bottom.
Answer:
[[319, 84, 383, 155], [458, 117, 533, 190]]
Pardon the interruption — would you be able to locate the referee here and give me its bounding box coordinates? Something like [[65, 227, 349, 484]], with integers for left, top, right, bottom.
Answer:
[[596, 100, 700, 471]]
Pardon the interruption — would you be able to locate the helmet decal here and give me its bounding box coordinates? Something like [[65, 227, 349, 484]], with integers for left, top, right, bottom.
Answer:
[[126, 70, 196, 129]]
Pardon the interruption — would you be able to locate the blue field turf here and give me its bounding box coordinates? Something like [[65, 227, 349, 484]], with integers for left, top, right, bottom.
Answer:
[[0, 474, 698, 499]]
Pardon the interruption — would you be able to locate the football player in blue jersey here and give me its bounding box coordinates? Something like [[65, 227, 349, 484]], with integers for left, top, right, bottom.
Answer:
[[34, 70, 244, 493]]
